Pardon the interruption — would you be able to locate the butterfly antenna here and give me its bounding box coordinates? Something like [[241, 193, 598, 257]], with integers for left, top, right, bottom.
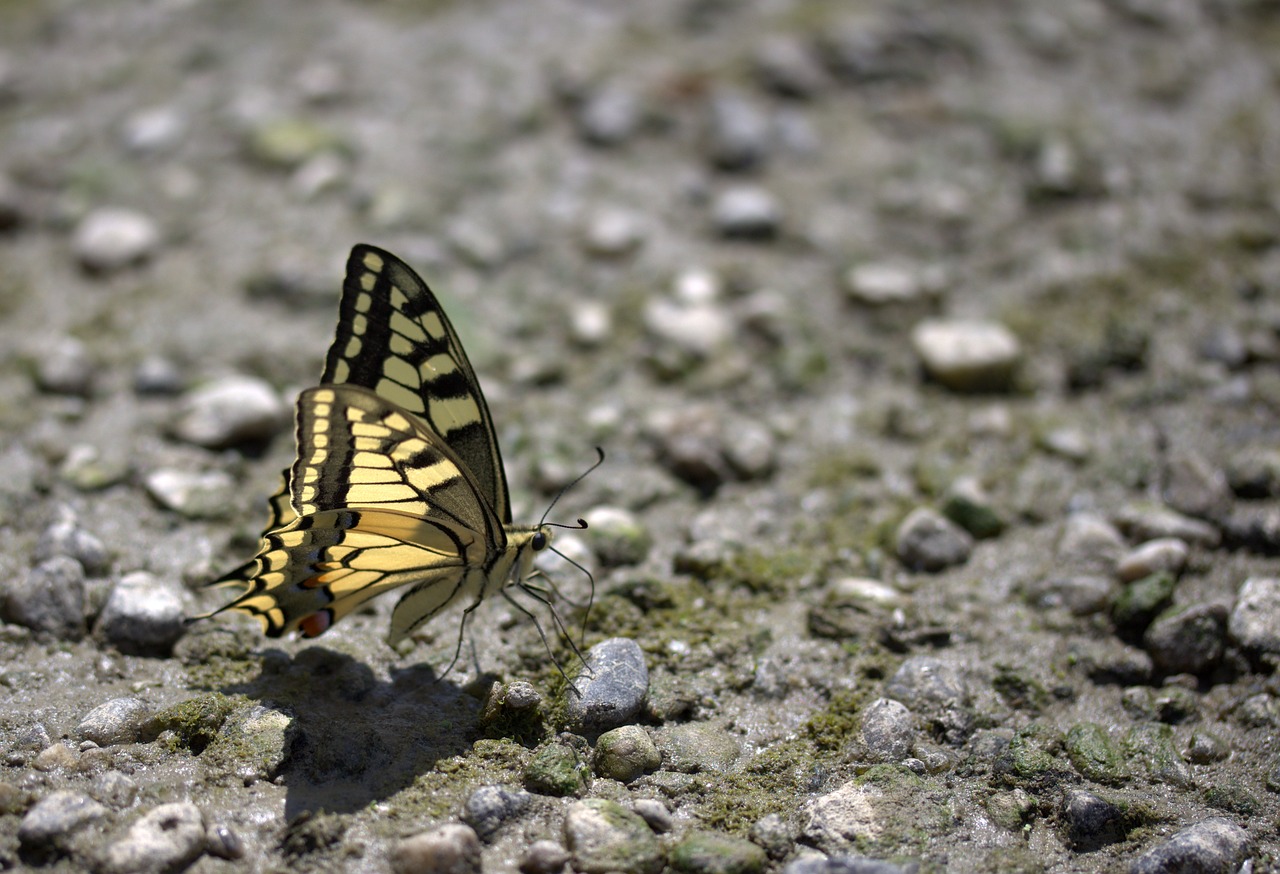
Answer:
[[501, 587, 582, 697], [538, 447, 605, 527], [549, 545, 597, 642]]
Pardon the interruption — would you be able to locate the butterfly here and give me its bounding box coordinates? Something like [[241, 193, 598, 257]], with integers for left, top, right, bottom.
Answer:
[[195, 245, 590, 663]]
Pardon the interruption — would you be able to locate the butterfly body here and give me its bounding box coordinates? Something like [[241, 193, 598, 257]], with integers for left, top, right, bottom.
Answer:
[[198, 246, 553, 647]]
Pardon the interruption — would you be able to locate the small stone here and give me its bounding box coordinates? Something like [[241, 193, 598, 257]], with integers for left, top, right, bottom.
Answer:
[[520, 840, 570, 874], [143, 468, 235, 519], [76, 698, 152, 747], [73, 208, 161, 273], [1129, 818, 1251, 874], [59, 444, 129, 492], [1039, 427, 1091, 462], [462, 785, 532, 839], [102, 802, 204, 874], [593, 725, 660, 783], [656, 723, 741, 774], [92, 771, 138, 808], [569, 301, 613, 347], [244, 117, 343, 170], [910, 319, 1021, 393], [291, 151, 349, 199], [895, 507, 973, 572], [1111, 571, 1177, 633], [120, 106, 185, 154], [630, 799, 672, 834], [565, 638, 649, 734], [447, 218, 506, 269], [753, 36, 827, 98], [34, 336, 94, 396], [562, 798, 662, 874], [577, 86, 641, 147], [581, 209, 645, 258], [1144, 603, 1229, 676], [884, 657, 971, 744], [704, 90, 771, 171], [1061, 789, 1123, 850], [1065, 723, 1128, 784], [941, 476, 1004, 539], [34, 742, 79, 771], [722, 420, 777, 480], [583, 506, 651, 567], [843, 262, 928, 306], [1186, 729, 1230, 764], [2, 555, 86, 640], [748, 813, 794, 860], [1116, 538, 1189, 583], [18, 790, 108, 852], [668, 830, 767, 874], [199, 704, 291, 784], [525, 739, 590, 797], [1113, 503, 1220, 548], [643, 297, 732, 359], [712, 186, 781, 240], [205, 823, 245, 860], [391, 823, 482, 874], [1163, 451, 1232, 520], [1226, 449, 1280, 498], [33, 508, 110, 576], [801, 781, 895, 855], [171, 375, 286, 449], [132, 355, 185, 395], [1229, 577, 1280, 654], [860, 698, 915, 763], [95, 571, 185, 656]]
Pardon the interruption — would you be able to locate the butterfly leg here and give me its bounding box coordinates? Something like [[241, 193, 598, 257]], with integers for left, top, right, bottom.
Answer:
[[500, 587, 584, 697], [437, 594, 487, 683]]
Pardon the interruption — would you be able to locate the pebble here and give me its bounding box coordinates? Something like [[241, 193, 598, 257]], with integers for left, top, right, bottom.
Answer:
[[0, 172, 28, 231], [101, 802, 205, 874], [2, 555, 86, 639], [76, 697, 152, 747], [95, 571, 186, 656], [704, 90, 771, 171], [1143, 603, 1228, 676], [656, 722, 741, 774], [941, 476, 1004, 539], [1115, 538, 1188, 583], [800, 781, 887, 855], [643, 296, 732, 358], [593, 725, 660, 783], [860, 698, 915, 762], [883, 657, 971, 743], [1162, 451, 1232, 520], [390, 823, 482, 874], [630, 799, 672, 834], [722, 419, 777, 480], [34, 742, 79, 771], [565, 637, 649, 734], [204, 704, 292, 784], [576, 86, 642, 147], [784, 858, 918, 874], [525, 738, 590, 797], [32, 507, 110, 576], [461, 784, 532, 839], [1029, 574, 1114, 616], [17, 790, 108, 852], [143, 468, 236, 519], [894, 507, 973, 572], [92, 771, 138, 808], [1226, 449, 1280, 498], [748, 813, 794, 860], [910, 319, 1021, 393], [244, 117, 342, 170], [520, 840, 571, 874], [73, 208, 161, 273], [569, 301, 613, 347], [582, 506, 652, 567], [581, 208, 646, 258], [712, 185, 781, 240], [1112, 503, 1220, 548], [120, 106, 186, 155], [1129, 817, 1251, 874], [667, 830, 767, 874], [1060, 789, 1123, 851], [35, 336, 95, 396], [843, 262, 929, 306], [562, 798, 662, 874], [132, 355, 186, 395], [59, 444, 129, 492], [1229, 576, 1280, 654], [1039, 426, 1092, 462], [753, 36, 827, 98], [170, 375, 286, 449], [205, 823, 245, 860]]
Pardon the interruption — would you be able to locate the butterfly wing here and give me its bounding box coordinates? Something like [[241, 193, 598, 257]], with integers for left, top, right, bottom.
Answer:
[[201, 384, 505, 640]]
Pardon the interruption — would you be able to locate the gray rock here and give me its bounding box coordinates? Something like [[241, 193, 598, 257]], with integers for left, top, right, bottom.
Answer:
[[631, 799, 672, 833], [205, 823, 245, 860], [583, 506, 651, 567], [1061, 789, 1123, 850], [884, 656, 971, 743], [200, 704, 292, 784], [712, 185, 781, 240], [1143, 603, 1228, 676], [1229, 576, 1280, 653], [120, 106, 186, 154], [569, 301, 613, 347], [843, 262, 929, 306], [73, 208, 160, 273], [525, 738, 590, 797], [91, 771, 138, 809], [749, 813, 795, 860], [643, 297, 732, 358], [656, 722, 741, 774], [18, 790, 108, 851], [1163, 451, 1232, 520], [566, 638, 649, 734], [581, 208, 646, 258], [753, 36, 827, 98], [3, 555, 86, 639], [520, 840, 570, 874], [668, 830, 767, 874], [35, 336, 94, 396], [391, 823, 482, 874], [910, 319, 1021, 393], [785, 857, 916, 874], [860, 698, 915, 762], [562, 798, 662, 874], [704, 90, 771, 171], [76, 698, 152, 747], [801, 781, 889, 855], [577, 86, 641, 146], [1116, 538, 1189, 583], [462, 784, 532, 839], [95, 571, 185, 656], [171, 375, 286, 449], [1113, 503, 1220, 548], [243, 117, 343, 170], [143, 468, 236, 519], [132, 355, 185, 395], [58, 444, 129, 492], [33, 508, 110, 576], [102, 802, 204, 874], [593, 725, 660, 783], [723, 419, 777, 480], [895, 507, 973, 572], [1128, 817, 1250, 874]]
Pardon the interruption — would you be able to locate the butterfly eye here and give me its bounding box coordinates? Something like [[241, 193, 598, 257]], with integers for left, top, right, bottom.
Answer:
[[532, 531, 548, 551]]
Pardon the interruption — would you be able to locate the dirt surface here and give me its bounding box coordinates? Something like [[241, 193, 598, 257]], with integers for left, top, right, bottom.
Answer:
[[2, 0, 1280, 872]]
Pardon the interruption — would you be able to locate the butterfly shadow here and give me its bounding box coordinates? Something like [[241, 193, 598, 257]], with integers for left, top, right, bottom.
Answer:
[[218, 645, 480, 820]]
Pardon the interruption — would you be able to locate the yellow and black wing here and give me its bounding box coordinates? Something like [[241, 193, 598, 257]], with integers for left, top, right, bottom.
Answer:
[[203, 384, 505, 640]]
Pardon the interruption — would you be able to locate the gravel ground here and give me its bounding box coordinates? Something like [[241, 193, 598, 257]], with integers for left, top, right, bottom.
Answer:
[[2, 1, 1280, 872]]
